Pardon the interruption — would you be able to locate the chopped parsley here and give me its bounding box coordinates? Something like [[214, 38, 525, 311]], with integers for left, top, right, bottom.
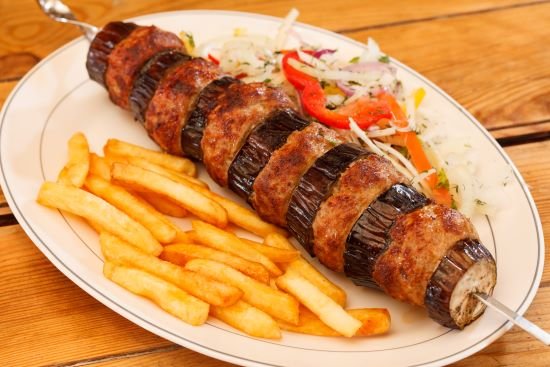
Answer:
[[475, 199, 487, 206], [263, 78, 272, 84], [347, 80, 362, 86], [435, 169, 450, 190], [186, 33, 195, 48], [349, 56, 360, 64], [395, 146, 410, 159], [378, 55, 390, 63], [451, 198, 458, 210]]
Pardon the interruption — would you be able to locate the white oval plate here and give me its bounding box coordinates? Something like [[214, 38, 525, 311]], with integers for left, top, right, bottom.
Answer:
[[0, 10, 544, 367]]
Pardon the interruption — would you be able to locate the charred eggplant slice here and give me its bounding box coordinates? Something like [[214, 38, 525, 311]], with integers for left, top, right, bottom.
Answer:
[[86, 21, 138, 87], [129, 50, 191, 124], [228, 109, 310, 201], [286, 143, 368, 255], [344, 184, 429, 289], [181, 76, 239, 160], [425, 239, 496, 329]]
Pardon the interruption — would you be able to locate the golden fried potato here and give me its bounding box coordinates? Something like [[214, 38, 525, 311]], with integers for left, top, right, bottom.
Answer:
[[278, 306, 390, 337], [211, 300, 281, 339], [37, 182, 162, 256], [186, 259, 299, 325], [103, 261, 209, 326], [276, 269, 361, 337], [104, 138, 196, 176], [136, 191, 189, 218], [88, 153, 111, 181], [192, 220, 281, 276], [100, 232, 242, 307], [57, 132, 89, 187], [265, 233, 346, 306], [162, 243, 270, 284], [111, 163, 227, 227], [239, 237, 300, 263], [85, 175, 177, 243]]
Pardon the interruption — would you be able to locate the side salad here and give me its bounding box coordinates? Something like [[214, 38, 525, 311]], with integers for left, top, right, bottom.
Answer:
[[180, 9, 503, 218]]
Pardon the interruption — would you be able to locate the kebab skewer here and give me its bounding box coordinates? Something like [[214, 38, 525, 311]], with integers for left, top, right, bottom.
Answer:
[[85, 21, 497, 330]]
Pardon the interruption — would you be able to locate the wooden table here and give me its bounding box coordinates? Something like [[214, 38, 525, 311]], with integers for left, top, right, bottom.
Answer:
[[1, 0, 549, 366]]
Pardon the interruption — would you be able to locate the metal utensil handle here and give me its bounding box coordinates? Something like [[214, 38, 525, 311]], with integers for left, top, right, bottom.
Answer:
[[476, 293, 550, 345]]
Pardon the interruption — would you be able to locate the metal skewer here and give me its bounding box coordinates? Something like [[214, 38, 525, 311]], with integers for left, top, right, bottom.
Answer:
[[36, 0, 98, 41], [475, 293, 550, 345]]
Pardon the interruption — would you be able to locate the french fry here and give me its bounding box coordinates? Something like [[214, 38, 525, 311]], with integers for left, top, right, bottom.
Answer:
[[181, 230, 201, 243], [105, 138, 196, 176], [57, 132, 89, 187], [103, 261, 209, 326], [136, 191, 188, 218], [172, 230, 196, 244], [100, 232, 242, 307], [276, 269, 361, 337], [88, 153, 111, 181], [239, 237, 300, 263], [265, 233, 346, 306], [106, 148, 284, 237], [278, 306, 390, 337], [85, 175, 177, 244], [111, 163, 227, 227], [162, 244, 270, 284], [186, 259, 299, 325], [125, 155, 205, 188], [192, 220, 281, 276], [37, 182, 162, 255], [209, 194, 287, 237], [211, 301, 281, 339], [86, 219, 103, 233]]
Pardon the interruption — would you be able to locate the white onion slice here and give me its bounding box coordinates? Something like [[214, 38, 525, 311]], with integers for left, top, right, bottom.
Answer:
[[275, 8, 299, 50]]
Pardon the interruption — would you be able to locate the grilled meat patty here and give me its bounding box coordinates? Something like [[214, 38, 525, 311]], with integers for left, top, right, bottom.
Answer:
[[86, 22, 497, 329]]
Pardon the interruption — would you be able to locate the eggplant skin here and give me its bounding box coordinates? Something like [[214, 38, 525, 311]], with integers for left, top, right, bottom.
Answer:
[[129, 50, 191, 124], [425, 239, 496, 329], [86, 21, 138, 87], [344, 184, 429, 289], [286, 143, 368, 255], [181, 77, 239, 160], [228, 109, 310, 201]]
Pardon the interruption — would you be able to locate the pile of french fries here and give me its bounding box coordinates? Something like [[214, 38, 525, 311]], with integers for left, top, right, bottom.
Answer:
[[37, 132, 390, 339]]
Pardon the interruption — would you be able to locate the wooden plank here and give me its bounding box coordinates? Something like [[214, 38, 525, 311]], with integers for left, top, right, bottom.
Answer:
[[0, 0, 541, 81], [0, 225, 172, 367], [492, 121, 550, 141], [82, 346, 235, 367], [345, 3, 550, 131], [0, 81, 17, 107]]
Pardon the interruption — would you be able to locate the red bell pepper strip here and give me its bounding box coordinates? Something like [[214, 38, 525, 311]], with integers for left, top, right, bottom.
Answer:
[[208, 54, 220, 65], [282, 51, 392, 129]]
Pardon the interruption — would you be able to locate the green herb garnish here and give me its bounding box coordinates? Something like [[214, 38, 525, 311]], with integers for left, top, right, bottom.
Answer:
[[475, 199, 487, 206], [436, 169, 450, 190], [186, 33, 195, 48], [349, 56, 360, 64], [378, 55, 390, 63]]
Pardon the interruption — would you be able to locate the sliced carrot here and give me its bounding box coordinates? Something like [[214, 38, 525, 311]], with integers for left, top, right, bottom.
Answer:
[[377, 92, 452, 207]]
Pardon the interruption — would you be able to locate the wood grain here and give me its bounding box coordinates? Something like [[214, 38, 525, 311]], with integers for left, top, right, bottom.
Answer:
[[0, 225, 172, 367], [346, 3, 550, 131], [0, 0, 542, 80], [80, 346, 235, 367], [0, 1, 549, 366]]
